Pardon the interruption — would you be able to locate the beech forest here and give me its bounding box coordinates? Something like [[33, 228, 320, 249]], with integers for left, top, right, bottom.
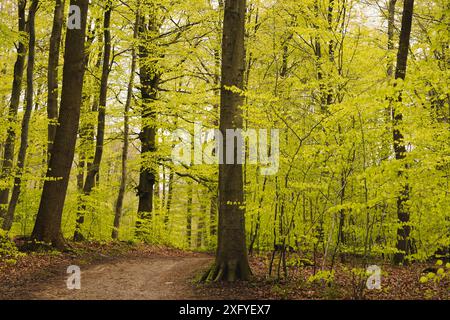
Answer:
[[0, 0, 449, 301]]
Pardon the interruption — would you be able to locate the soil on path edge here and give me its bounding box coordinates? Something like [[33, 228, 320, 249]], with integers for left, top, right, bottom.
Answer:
[[30, 256, 212, 300]]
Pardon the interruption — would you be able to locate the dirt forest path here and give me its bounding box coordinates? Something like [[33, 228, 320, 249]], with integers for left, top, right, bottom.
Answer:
[[26, 256, 212, 300]]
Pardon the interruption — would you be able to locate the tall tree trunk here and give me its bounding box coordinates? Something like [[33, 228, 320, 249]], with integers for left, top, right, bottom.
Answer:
[[393, 0, 414, 265], [2, 0, 39, 231], [163, 170, 173, 229], [75, 19, 102, 233], [112, 9, 140, 240], [31, 0, 89, 249], [203, 0, 252, 282], [248, 176, 267, 255], [207, 0, 223, 246], [381, 0, 398, 167], [326, 0, 335, 106], [135, 11, 160, 236], [74, 1, 112, 241], [313, 0, 326, 113], [186, 180, 193, 248], [47, 0, 65, 161], [209, 193, 217, 246], [387, 0, 398, 78], [197, 202, 206, 248], [0, 0, 27, 220]]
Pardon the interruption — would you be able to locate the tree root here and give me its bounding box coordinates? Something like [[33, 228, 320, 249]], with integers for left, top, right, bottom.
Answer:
[[200, 259, 252, 282], [19, 233, 71, 253]]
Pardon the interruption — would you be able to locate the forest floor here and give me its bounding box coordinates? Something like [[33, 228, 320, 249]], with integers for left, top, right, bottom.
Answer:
[[0, 242, 449, 300], [0, 242, 212, 300]]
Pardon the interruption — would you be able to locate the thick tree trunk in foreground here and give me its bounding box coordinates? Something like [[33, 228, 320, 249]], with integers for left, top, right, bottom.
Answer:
[[112, 11, 140, 240], [74, 1, 112, 241], [135, 13, 160, 236], [2, 0, 39, 231], [203, 0, 252, 282], [393, 0, 414, 265], [31, 0, 89, 249], [47, 0, 65, 160], [0, 0, 27, 220]]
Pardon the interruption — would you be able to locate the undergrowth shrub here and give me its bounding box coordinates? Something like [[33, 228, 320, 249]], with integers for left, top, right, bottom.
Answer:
[[0, 230, 24, 264]]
